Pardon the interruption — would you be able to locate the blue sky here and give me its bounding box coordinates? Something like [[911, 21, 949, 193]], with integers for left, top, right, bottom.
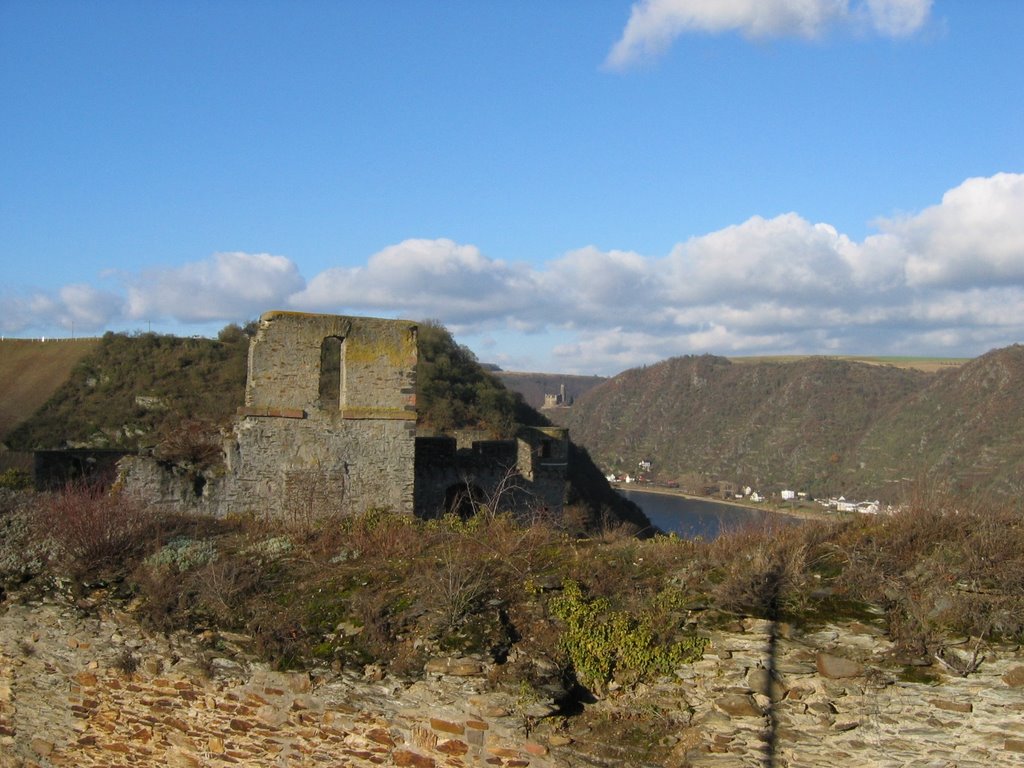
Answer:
[[2, 1, 1022, 374]]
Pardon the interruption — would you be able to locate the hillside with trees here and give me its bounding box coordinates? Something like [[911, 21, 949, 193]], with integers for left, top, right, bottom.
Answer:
[[560, 346, 1024, 499]]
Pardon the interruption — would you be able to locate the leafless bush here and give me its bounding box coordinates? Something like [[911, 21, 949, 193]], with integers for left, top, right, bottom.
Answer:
[[113, 647, 139, 676], [702, 519, 832, 618], [834, 491, 1024, 652], [193, 556, 262, 627], [35, 481, 154, 577], [417, 540, 489, 632], [153, 419, 224, 471]]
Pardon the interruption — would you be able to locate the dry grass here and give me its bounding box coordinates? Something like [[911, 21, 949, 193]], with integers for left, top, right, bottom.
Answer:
[[3, 482, 1020, 683], [0, 338, 99, 440], [727, 353, 969, 372]]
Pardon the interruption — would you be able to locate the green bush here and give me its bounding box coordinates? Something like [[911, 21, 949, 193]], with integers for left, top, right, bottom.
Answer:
[[0, 469, 32, 490], [550, 579, 707, 692]]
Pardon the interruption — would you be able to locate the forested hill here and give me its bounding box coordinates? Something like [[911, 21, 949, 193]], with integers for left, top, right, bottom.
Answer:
[[559, 346, 1024, 499]]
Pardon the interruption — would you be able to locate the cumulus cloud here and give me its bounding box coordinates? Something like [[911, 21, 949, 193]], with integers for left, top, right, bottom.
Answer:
[[291, 238, 542, 329], [606, 0, 933, 69], [1, 285, 123, 336], [126, 251, 304, 324], [880, 173, 1024, 288], [5, 172, 1022, 375], [535, 172, 1024, 372]]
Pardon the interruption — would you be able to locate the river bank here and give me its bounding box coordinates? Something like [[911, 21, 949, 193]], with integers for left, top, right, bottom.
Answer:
[[614, 483, 833, 522]]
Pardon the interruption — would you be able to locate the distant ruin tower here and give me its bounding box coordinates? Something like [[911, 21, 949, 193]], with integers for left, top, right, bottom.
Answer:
[[542, 383, 569, 409]]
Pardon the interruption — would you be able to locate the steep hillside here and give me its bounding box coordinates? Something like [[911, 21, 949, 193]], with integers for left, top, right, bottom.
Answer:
[[4, 328, 252, 451], [0, 338, 99, 441], [4, 322, 645, 528], [858, 344, 1024, 495], [562, 354, 942, 497]]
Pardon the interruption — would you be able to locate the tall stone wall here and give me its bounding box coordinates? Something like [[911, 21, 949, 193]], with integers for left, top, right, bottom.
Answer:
[[121, 311, 419, 519], [229, 311, 418, 518], [412, 428, 569, 519], [120, 311, 571, 522]]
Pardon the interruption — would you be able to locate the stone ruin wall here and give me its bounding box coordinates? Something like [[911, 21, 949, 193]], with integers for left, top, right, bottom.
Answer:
[[413, 427, 569, 519], [120, 310, 570, 522], [225, 311, 418, 519], [4, 596, 1024, 768], [121, 311, 419, 519]]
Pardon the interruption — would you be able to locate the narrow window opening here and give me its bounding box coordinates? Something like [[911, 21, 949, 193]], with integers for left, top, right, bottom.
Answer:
[[318, 336, 344, 409]]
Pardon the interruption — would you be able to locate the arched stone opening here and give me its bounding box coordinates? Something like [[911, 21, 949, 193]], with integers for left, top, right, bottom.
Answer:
[[318, 336, 345, 410]]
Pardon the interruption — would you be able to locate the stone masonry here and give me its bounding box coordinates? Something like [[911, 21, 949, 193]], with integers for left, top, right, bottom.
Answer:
[[226, 311, 419, 519], [3, 593, 1024, 767], [122, 310, 571, 521], [123, 311, 419, 519]]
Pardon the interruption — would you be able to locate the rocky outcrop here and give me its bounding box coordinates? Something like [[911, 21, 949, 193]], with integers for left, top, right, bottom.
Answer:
[[2, 596, 1023, 767]]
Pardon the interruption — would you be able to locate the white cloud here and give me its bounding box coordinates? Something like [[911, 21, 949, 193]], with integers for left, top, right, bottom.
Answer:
[[126, 251, 304, 324], [880, 173, 1024, 288], [606, 0, 933, 69], [542, 246, 654, 324], [1, 285, 122, 335], [863, 0, 932, 37], [5, 172, 1022, 375], [58, 284, 124, 329], [291, 238, 542, 329], [665, 213, 858, 302]]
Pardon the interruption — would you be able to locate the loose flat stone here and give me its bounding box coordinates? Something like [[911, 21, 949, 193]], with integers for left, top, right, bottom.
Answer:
[[816, 653, 864, 679], [423, 657, 483, 676], [715, 693, 764, 718], [1002, 666, 1024, 688]]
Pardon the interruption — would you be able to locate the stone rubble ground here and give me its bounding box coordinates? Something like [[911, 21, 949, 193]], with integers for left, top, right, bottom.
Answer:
[[2, 594, 1023, 767]]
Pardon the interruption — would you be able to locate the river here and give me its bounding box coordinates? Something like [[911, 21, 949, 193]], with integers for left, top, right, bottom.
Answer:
[[618, 488, 779, 539]]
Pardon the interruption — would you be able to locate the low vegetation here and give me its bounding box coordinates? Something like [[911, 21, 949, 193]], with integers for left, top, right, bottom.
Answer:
[[2, 483, 1020, 703], [5, 326, 253, 451], [5, 320, 546, 449], [416, 320, 546, 437]]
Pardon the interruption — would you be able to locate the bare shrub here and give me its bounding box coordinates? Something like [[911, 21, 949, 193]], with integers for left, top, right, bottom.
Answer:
[[133, 564, 191, 631], [153, 419, 224, 471], [342, 508, 429, 563], [248, 600, 308, 671], [113, 647, 139, 676], [834, 490, 1024, 653], [35, 481, 154, 577], [417, 539, 489, 632], [702, 519, 830, 619], [193, 556, 262, 628]]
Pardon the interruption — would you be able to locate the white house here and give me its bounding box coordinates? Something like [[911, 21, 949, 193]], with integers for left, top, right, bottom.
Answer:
[[781, 489, 796, 501]]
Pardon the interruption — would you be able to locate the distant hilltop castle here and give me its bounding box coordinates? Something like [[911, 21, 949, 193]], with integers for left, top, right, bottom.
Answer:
[[543, 383, 572, 409]]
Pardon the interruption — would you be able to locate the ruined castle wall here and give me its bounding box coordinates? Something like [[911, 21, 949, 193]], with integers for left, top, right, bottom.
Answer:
[[245, 311, 417, 417], [122, 312, 420, 518], [224, 415, 416, 518], [229, 312, 418, 518], [5, 598, 1024, 768]]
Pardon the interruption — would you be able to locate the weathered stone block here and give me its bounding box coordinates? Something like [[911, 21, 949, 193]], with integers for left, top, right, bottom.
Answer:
[[816, 653, 864, 679]]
